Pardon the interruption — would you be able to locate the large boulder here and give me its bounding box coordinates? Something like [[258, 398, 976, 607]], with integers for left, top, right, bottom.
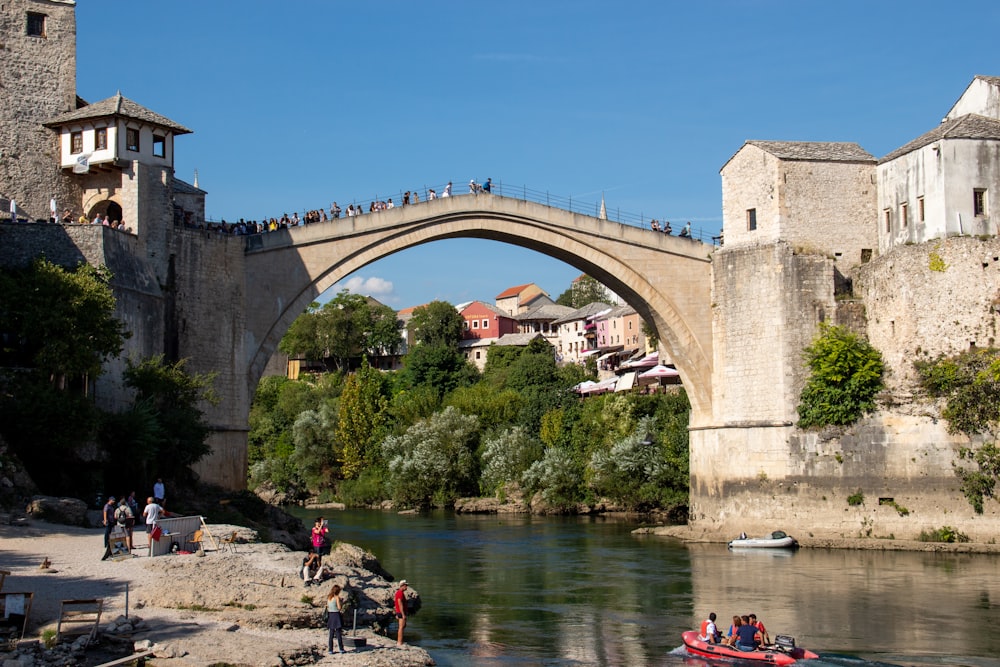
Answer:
[[26, 495, 88, 526]]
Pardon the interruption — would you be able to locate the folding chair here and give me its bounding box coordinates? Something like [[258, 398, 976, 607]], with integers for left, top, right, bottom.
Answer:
[[220, 531, 238, 553]]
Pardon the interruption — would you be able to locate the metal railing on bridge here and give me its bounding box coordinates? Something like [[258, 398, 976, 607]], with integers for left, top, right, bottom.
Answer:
[[206, 180, 721, 246]]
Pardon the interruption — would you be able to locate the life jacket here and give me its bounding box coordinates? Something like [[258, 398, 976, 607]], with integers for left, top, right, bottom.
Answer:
[[699, 619, 711, 640]]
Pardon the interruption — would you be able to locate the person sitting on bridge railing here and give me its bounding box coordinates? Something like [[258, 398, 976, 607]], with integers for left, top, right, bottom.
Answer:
[[651, 220, 660, 232], [428, 189, 437, 200], [483, 178, 492, 193], [412, 191, 420, 203], [663, 221, 673, 234], [679, 221, 692, 238]]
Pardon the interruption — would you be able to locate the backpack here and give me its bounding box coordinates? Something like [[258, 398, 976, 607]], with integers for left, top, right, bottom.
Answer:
[[115, 505, 131, 526]]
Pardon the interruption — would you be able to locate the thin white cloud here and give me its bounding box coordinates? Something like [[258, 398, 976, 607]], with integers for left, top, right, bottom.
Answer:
[[337, 276, 395, 299]]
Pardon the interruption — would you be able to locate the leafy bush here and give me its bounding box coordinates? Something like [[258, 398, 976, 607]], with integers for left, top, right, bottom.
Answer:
[[918, 526, 969, 543], [480, 426, 543, 495], [797, 324, 884, 428], [521, 447, 585, 511], [915, 348, 1000, 435], [588, 416, 687, 510], [954, 443, 1000, 514], [382, 406, 480, 507], [847, 490, 864, 506], [337, 468, 387, 507]]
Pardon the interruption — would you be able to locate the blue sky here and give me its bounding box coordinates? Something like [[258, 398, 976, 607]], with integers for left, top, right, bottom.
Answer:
[[76, 1, 999, 309]]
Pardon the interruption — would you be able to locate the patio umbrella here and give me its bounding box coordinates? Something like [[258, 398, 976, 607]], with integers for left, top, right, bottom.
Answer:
[[573, 380, 597, 393], [638, 364, 679, 379]]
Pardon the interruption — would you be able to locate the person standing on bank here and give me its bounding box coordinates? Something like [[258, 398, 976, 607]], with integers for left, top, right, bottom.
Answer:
[[101, 496, 116, 559], [394, 579, 409, 646], [311, 517, 329, 555], [142, 496, 163, 548], [153, 478, 165, 506], [326, 584, 345, 654]]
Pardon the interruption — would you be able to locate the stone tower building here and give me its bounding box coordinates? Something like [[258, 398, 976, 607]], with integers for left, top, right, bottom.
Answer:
[[0, 0, 80, 220]]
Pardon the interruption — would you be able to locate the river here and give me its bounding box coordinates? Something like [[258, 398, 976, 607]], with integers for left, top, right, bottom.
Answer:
[[288, 508, 1000, 667]]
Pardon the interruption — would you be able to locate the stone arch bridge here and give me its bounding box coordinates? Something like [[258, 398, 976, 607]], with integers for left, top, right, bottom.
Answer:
[[241, 195, 715, 426]]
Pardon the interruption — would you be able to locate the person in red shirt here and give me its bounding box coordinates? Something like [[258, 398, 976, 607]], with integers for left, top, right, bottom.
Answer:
[[749, 613, 770, 645], [394, 580, 409, 646]]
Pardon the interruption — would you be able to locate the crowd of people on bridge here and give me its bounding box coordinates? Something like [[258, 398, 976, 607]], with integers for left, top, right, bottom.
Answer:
[[199, 179, 485, 236]]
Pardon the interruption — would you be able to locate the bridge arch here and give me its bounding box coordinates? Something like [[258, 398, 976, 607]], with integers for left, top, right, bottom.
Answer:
[[243, 196, 714, 422]]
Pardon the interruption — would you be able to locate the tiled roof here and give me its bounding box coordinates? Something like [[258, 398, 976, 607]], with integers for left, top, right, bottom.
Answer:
[[880, 114, 1000, 163], [44, 92, 192, 134], [495, 283, 532, 299], [461, 301, 511, 318], [517, 304, 575, 321], [551, 301, 613, 325], [171, 177, 205, 195], [745, 141, 875, 162], [495, 333, 547, 347]]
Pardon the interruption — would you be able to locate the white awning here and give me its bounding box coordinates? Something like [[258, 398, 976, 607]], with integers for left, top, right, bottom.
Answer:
[[615, 371, 637, 392]]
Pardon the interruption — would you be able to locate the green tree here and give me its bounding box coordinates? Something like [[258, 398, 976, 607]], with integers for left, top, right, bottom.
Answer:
[[0, 258, 128, 386], [480, 426, 543, 495], [555, 275, 611, 309], [121, 356, 218, 481], [445, 383, 523, 434], [382, 406, 480, 507], [407, 300, 464, 346], [401, 343, 479, 395], [796, 324, 884, 428], [279, 291, 401, 371], [0, 259, 128, 495], [291, 402, 340, 491], [588, 415, 688, 511], [336, 358, 391, 478]]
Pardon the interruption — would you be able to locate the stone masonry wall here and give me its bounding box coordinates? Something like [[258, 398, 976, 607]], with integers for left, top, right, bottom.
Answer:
[[169, 228, 249, 489], [781, 159, 878, 270], [853, 235, 1000, 395], [0, 0, 80, 220], [709, 242, 835, 426]]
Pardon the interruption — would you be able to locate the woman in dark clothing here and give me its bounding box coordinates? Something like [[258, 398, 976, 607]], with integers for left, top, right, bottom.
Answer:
[[326, 584, 345, 654]]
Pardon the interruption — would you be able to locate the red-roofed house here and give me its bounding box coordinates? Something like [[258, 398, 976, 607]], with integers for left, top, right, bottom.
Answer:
[[495, 283, 554, 316], [460, 301, 519, 340]]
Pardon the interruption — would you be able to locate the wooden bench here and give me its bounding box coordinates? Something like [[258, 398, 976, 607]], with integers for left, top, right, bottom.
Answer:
[[93, 649, 156, 667], [56, 598, 103, 646]]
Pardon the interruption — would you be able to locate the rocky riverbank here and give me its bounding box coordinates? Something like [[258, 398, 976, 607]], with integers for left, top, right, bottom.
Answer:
[[0, 518, 434, 666]]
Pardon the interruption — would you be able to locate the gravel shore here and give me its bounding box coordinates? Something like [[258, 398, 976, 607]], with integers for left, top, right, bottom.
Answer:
[[0, 520, 434, 666]]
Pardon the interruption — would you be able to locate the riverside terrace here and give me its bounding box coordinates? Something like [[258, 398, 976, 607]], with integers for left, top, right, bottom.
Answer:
[[194, 181, 722, 245]]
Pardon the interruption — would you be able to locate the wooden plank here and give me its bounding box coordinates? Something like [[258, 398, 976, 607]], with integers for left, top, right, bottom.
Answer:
[[93, 649, 156, 667]]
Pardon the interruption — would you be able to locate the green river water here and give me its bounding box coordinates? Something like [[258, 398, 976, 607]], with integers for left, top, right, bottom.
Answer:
[[288, 508, 1000, 667]]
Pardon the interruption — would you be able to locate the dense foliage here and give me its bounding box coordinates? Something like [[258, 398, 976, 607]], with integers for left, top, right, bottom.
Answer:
[[279, 291, 400, 371], [555, 275, 612, 309], [249, 324, 692, 512], [915, 348, 1000, 513], [796, 324, 885, 428], [0, 260, 214, 498]]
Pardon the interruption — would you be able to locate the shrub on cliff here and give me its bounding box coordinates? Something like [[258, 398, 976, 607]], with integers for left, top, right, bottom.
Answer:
[[796, 324, 884, 428], [915, 348, 1000, 513]]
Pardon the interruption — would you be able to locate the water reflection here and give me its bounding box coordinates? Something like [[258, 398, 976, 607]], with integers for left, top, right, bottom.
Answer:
[[289, 509, 1000, 667]]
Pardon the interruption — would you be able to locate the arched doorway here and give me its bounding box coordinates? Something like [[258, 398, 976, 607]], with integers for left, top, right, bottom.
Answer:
[[87, 200, 122, 223]]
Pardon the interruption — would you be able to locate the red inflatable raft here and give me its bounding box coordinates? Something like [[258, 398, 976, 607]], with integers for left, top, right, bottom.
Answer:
[[681, 631, 819, 665]]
